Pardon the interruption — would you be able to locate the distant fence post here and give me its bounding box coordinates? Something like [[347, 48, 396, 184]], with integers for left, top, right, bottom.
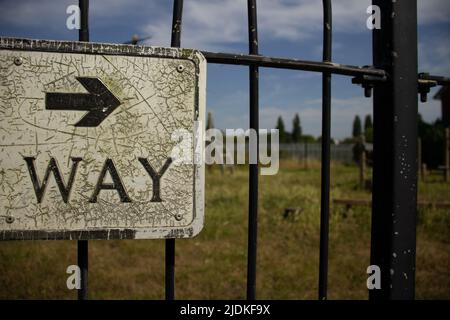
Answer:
[[359, 135, 366, 189], [421, 163, 428, 183], [304, 141, 308, 169]]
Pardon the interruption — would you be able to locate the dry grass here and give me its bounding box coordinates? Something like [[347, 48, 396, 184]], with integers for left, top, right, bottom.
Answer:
[[0, 160, 449, 299]]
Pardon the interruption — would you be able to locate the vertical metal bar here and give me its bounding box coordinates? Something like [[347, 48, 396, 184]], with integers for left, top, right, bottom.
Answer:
[[370, 0, 418, 300], [78, 0, 89, 42], [165, 239, 175, 300], [171, 0, 183, 48], [77, 239, 88, 300], [165, 0, 183, 301], [246, 0, 259, 301], [445, 128, 449, 183], [318, 0, 332, 300], [77, 0, 89, 301], [304, 141, 308, 169], [418, 138, 422, 181]]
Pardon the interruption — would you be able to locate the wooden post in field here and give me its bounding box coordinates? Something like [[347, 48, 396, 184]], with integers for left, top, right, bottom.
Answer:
[[359, 135, 366, 189], [445, 128, 449, 183], [418, 138, 422, 181], [422, 163, 428, 183]]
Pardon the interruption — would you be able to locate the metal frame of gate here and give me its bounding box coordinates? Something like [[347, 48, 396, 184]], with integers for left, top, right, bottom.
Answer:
[[73, 0, 449, 300]]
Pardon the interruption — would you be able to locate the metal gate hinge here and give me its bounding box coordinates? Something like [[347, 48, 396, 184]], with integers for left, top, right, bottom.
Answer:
[[418, 73, 437, 103], [352, 70, 387, 98]]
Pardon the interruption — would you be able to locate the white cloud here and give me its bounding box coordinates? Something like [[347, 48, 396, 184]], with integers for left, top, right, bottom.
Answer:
[[419, 37, 450, 75], [418, 0, 450, 24], [143, 0, 372, 50], [2, 0, 449, 50], [218, 97, 374, 139], [1, 0, 447, 138], [142, 0, 450, 51], [0, 0, 71, 29]]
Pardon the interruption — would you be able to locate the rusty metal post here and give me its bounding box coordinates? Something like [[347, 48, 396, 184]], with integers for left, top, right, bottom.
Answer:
[[246, 0, 259, 301], [318, 0, 332, 300], [370, 0, 418, 300], [78, 0, 89, 42]]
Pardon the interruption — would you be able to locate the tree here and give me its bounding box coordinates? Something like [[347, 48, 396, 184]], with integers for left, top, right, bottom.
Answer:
[[364, 115, 373, 143], [365, 127, 373, 143], [352, 115, 362, 138], [364, 115, 373, 132], [292, 113, 302, 143], [302, 135, 317, 143], [276, 116, 287, 143], [418, 114, 446, 169]]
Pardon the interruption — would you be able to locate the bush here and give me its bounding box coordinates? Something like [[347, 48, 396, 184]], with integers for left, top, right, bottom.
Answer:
[[419, 116, 446, 169]]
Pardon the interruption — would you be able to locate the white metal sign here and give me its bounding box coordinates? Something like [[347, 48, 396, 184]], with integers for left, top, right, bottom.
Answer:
[[0, 38, 205, 240]]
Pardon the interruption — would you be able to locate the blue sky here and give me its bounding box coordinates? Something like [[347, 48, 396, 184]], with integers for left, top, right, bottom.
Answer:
[[1, 0, 449, 139]]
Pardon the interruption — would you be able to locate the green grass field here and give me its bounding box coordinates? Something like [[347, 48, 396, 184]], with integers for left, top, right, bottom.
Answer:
[[1, 160, 449, 299]]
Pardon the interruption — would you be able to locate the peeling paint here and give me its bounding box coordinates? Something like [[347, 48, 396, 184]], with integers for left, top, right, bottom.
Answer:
[[0, 38, 206, 240]]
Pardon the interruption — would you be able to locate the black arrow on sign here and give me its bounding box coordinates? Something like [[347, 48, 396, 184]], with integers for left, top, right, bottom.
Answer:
[[45, 77, 121, 127]]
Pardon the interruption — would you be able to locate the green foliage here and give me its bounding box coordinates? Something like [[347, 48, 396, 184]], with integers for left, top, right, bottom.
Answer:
[[316, 136, 337, 144], [275, 114, 307, 143], [341, 137, 358, 144], [0, 163, 448, 299], [364, 127, 373, 143], [301, 135, 317, 143], [292, 113, 302, 143], [364, 115, 373, 143], [364, 115, 373, 132], [418, 115, 446, 169], [276, 116, 290, 143], [352, 115, 362, 138]]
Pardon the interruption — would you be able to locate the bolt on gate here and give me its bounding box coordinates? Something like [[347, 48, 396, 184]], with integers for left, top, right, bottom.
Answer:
[[5, 0, 450, 300]]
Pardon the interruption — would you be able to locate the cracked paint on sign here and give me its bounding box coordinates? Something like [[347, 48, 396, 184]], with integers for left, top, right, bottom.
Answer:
[[0, 38, 206, 240]]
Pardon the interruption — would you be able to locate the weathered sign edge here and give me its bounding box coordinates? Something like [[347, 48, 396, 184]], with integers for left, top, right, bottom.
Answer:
[[0, 37, 206, 240]]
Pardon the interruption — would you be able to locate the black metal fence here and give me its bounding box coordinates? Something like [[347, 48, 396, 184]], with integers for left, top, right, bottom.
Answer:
[[74, 0, 450, 300], [279, 143, 357, 164]]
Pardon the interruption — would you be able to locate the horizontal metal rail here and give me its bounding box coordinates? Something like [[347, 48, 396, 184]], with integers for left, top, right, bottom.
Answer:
[[202, 51, 387, 78], [203, 52, 450, 89], [419, 73, 450, 86]]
